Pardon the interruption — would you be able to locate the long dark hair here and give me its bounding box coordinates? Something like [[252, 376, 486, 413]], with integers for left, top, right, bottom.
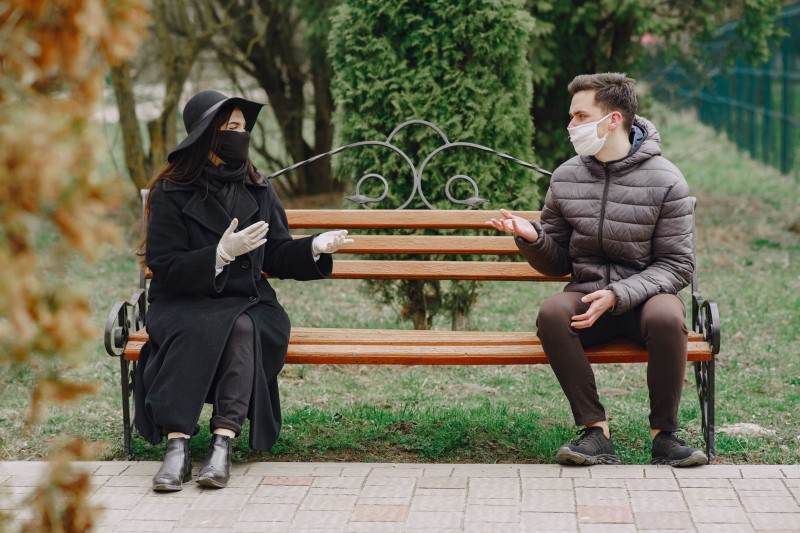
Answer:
[[137, 103, 263, 262]]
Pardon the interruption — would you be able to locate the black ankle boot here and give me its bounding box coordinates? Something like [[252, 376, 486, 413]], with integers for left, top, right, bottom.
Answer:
[[196, 434, 232, 488], [152, 437, 192, 492]]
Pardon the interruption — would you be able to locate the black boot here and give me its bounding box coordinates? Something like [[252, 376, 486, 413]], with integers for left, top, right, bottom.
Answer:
[[152, 437, 192, 492], [196, 434, 232, 488]]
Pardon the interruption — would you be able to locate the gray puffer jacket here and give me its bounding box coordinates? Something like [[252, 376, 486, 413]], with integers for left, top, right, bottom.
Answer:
[[516, 115, 694, 314]]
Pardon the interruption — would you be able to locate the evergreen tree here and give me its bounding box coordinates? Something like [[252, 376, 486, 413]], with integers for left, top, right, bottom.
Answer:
[[330, 0, 541, 329]]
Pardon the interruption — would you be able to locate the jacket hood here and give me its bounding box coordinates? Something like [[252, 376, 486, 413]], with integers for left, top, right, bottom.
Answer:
[[625, 115, 662, 162], [581, 115, 662, 176]]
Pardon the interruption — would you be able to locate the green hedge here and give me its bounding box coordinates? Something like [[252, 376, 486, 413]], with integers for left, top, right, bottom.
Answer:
[[330, 0, 541, 209], [329, 0, 543, 329]]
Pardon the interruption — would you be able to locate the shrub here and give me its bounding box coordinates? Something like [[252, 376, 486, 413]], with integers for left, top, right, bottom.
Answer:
[[329, 0, 543, 329]]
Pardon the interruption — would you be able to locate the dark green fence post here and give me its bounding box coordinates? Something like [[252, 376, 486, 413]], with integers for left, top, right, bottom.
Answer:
[[646, 5, 798, 176], [736, 63, 746, 149], [762, 61, 772, 167], [780, 38, 791, 174], [748, 68, 758, 158]]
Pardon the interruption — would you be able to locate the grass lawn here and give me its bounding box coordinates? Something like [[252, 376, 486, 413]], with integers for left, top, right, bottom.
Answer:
[[1, 106, 798, 465]]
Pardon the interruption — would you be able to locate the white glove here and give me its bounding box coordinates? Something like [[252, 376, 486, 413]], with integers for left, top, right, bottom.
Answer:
[[311, 230, 353, 256], [217, 218, 268, 263]]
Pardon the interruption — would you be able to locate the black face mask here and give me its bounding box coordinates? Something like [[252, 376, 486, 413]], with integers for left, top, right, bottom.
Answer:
[[214, 130, 250, 167]]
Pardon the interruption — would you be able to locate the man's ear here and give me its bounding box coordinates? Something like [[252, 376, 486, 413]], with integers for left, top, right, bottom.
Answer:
[[610, 111, 623, 130]]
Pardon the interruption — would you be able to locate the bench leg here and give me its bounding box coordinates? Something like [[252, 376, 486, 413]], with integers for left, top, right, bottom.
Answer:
[[692, 294, 720, 463], [105, 290, 146, 459], [694, 358, 716, 462], [120, 357, 134, 458]]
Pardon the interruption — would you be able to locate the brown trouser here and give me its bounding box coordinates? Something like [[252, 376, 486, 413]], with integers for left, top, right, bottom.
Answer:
[[536, 291, 688, 432]]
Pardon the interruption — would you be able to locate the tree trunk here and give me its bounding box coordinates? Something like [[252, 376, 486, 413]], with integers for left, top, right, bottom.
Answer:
[[146, 76, 181, 168], [109, 1, 207, 190], [253, 5, 314, 194], [448, 280, 478, 331], [147, 0, 201, 168], [401, 280, 437, 330], [109, 64, 150, 190], [213, 0, 337, 197], [312, 60, 337, 193], [451, 309, 470, 332], [147, 118, 166, 172]]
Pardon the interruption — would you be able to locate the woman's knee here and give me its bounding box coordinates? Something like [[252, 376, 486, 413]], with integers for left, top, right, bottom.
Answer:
[[231, 314, 254, 338]]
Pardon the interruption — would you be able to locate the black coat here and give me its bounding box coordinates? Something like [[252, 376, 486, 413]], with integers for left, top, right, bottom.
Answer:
[[134, 177, 332, 451]]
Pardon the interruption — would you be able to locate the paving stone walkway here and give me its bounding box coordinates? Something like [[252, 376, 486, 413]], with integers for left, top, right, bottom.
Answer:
[[1, 462, 799, 532]]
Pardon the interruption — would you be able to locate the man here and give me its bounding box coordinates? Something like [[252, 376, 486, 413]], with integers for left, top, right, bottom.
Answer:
[[488, 73, 707, 467]]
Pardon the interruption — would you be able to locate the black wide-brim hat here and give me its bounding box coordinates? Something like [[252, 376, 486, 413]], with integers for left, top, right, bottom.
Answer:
[[167, 90, 265, 163]]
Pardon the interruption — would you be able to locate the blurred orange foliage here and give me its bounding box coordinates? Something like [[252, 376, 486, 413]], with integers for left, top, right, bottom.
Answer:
[[1, 1, 148, 531], [0, 0, 148, 360]]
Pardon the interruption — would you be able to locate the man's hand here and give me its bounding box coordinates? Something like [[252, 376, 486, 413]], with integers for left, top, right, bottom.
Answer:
[[312, 230, 354, 255], [485, 209, 538, 242], [571, 289, 617, 329]]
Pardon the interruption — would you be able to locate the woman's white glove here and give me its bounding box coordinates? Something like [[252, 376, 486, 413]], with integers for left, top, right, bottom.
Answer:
[[311, 230, 353, 257], [217, 218, 269, 263]]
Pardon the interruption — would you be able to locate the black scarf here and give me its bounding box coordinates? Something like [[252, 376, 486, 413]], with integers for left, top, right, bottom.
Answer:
[[201, 162, 248, 216]]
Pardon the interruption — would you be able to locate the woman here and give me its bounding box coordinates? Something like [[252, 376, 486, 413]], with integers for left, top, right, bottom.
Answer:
[[135, 90, 352, 492]]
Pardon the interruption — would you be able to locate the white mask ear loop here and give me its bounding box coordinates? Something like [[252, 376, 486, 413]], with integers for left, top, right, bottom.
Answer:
[[604, 112, 616, 134], [595, 112, 614, 137]]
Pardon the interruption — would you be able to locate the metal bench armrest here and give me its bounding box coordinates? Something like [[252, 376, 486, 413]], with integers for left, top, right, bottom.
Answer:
[[104, 289, 147, 357]]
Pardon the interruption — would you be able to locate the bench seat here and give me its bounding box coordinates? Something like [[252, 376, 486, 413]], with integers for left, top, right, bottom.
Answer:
[[124, 327, 712, 365]]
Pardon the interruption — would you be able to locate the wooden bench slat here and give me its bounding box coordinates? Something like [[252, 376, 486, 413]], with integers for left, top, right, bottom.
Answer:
[[290, 328, 540, 345], [128, 327, 708, 345], [287, 209, 541, 229], [328, 260, 569, 281], [289, 328, 708, 345], [287, 341, 711, 364], [286, 351, 546, 365], [124, 327, 711, 364], [145, 259, 555, 281], [292, 235, 521, 255]]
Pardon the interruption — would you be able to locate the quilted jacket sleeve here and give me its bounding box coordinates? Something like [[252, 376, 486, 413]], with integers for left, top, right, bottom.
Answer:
[[515, 187, 574, 277]]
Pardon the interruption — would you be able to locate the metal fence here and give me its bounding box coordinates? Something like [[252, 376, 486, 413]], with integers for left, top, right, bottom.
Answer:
[[648, 4, 799, 176]]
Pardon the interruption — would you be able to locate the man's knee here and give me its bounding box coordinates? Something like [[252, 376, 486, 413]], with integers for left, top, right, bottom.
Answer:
[[537, 293, 582, 333], [642, 296, 687, 337]]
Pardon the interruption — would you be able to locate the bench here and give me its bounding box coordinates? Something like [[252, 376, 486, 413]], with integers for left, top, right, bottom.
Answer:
[[105, 120, 720, 461]]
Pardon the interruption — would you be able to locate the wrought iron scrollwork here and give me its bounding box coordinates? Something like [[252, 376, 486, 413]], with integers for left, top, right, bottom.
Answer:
[[445, 175, 487, 209], [692, 293, 719, 462], [104, 288, 146, 457], [265, 119, 551, 209], [344, 173, 389, 209], [104, 289, 146, 358]]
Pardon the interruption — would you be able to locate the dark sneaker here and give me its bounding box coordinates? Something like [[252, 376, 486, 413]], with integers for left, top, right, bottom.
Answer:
[[556, 427, 621, 465], [651, 431, 708, 467]]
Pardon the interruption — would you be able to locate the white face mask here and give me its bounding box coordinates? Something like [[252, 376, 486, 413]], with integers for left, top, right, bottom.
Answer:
[[567, 113, 612, 156]]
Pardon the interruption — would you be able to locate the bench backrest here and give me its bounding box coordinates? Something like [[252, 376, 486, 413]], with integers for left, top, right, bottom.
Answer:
[[139, 201, 698, 287], [138, 196, 562, 283], [286, 209, 568, 282]]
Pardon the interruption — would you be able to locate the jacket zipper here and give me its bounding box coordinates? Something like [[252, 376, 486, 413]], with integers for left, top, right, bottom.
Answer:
[[598, 164, 611, 258]]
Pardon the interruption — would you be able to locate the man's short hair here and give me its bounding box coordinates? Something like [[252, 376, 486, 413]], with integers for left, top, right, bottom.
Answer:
[[568, 73, 637, 131]]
